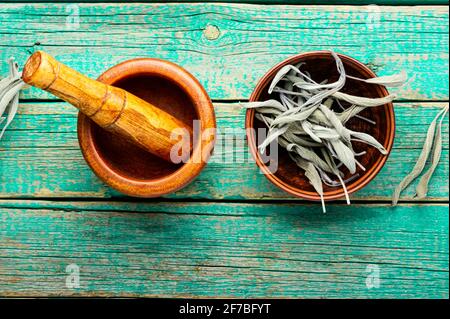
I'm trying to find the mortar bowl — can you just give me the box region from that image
[78,58,216,197]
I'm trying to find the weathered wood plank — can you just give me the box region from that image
[0,101,448,200]
[1,1,448,5]
[0,3,448,100]
[0,200,447,298]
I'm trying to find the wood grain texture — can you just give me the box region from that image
[0,1,448,5]
[0,101,448,200]
[0,200,447,298]
[0,1,448,299]
[0,3,448,101]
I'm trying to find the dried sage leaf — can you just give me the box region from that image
[329,139,356,174]
[415,105,449,199]
[333,91,396,107]
[0,58,24,140]
[242,100,286,112]
[392,106,448,205]
[268,65,303,94]
[346,70,407,88]
[321,147,350,204]
[292,155,326,213]
[348,130,388,155]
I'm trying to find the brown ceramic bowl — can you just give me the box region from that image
[78,58,216,197]
[246,51,395,201]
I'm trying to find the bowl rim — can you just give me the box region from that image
[245,51,395,201]
[78,58,216,197]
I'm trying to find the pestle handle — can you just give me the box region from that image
[22,51,192,162]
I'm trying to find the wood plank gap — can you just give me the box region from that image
[0,197,448,206]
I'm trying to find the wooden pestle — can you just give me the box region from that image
[22,51,192,162]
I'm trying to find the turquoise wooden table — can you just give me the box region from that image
[0,1,448,298]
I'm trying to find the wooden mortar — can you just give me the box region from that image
[22,51,193,162]
[22,51,216,197]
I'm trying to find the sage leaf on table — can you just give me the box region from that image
[414,105,449,199]
[0,58,25,140]
[243,50,407,212]
[392,105,449,205]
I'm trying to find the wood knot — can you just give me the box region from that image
[203,25,220,41]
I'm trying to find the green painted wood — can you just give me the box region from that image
[0,101,448,200]
[1,1,448,4]
[0,1,447,300]
[0,3,448,101]
[0,200,447,298]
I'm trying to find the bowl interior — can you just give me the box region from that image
[91,74,198,181]
[249,53,394,199]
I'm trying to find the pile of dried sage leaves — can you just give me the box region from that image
[244,51,445,211]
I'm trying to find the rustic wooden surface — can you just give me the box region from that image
[0,201,448,298]
[0,2,448,298]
